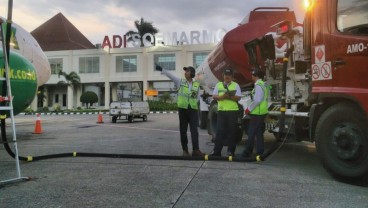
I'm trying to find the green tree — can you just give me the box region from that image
[57,70,81,109]
[159,92,172,103]
[125,17,159,47]
[57,70,81,87]
[80,91,98,109]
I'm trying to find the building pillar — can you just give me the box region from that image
[142,48,148,101]
[76,85,82,108]
[30,94,37,111]
[104,48,110,109]
[104,82,110,109]
[111,83,117,101]
[67,86,73,109]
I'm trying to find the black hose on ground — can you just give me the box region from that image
[23,151,274,162]
[2,119,281,163]
[1,118,28,161]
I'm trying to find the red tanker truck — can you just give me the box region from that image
[195,0,368,181]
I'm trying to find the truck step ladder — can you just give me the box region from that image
[0,19,28,185]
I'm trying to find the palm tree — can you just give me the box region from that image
[57,70,81,108]
[125,17,159,47]
[57,70,81,87]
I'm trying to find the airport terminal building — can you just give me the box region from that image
[29,13,217,110]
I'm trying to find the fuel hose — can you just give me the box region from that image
[2,117,281,163]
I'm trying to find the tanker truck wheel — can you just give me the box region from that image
[315,103,368,181]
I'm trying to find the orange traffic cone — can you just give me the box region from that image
[33,113,42,134]
[97,112,104,123]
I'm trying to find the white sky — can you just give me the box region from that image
[0,0,305,45]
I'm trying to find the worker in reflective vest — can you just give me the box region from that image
[242,67,268,157]
[156,64,205,157]
[211,68,241,156]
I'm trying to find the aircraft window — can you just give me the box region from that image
[337,0,368,35]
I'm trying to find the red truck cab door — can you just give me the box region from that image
[312,0,368,110]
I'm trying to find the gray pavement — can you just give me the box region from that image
[0,114,367,208]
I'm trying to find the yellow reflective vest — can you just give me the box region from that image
[216,81,239,111]
[251,80,268,115]
[177,79,200,109]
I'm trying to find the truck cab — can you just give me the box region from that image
[197,0,368,181]
[248,0,368,181]
[307,0,368,181]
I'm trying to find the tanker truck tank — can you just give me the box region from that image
[195,7,298,89]
[195,7,300,142]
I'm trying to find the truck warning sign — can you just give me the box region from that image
[312,64,320,80]
[312,62,332,81]
[312,45,332,81]
[314,45,325,64]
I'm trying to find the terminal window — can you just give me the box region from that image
[49,58,63,74]
[193,52,209,68]
[116,55,137,72]
[79,57,100,73]
[154,54,176,71]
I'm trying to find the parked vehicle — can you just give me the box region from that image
[110,101,149,123]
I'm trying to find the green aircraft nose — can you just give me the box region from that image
[0,49,38,116]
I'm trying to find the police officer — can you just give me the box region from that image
[156,64,205,157]
[242,67,268,157]
[211,67,241,156]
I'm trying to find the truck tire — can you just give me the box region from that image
[198,110,207,129]
[112,116,117,123]
[143,115,147,121]
[315,103,368,180]
[208,103,218,143]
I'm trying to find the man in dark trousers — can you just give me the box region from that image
[242,67,268,157]
[156,64,205,157]
[211,68,241,156]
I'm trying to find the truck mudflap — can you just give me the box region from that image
[315,102,368,181]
